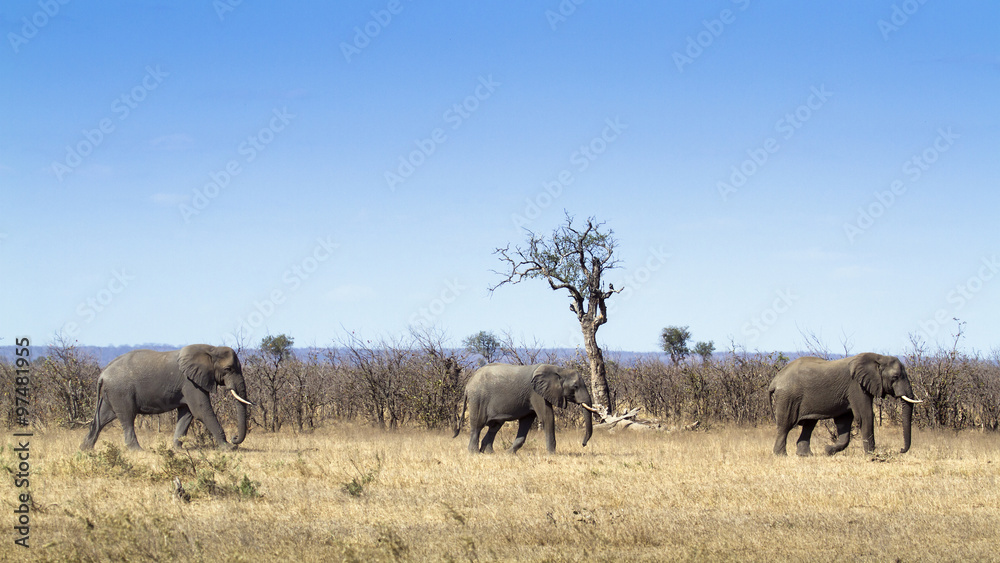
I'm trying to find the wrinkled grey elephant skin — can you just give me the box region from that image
[80,345,251,451]
[454,363,594,454]
[769,353,921,456]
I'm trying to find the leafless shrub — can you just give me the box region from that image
[409,328,470,429]
[496,330,557,366]
[34,334,101,427]
[338,333,415,429]
[4,330,999,435]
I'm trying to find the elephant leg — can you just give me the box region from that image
[479,421,503,454]
[119,408,142,451]
[173,405,194,449]
[539,405,557,453]
[795,419,817,456]
[826,412,854,455]
[185,392,232,450]
[856,404,876,454]
[468,422,484,454]
[510,413,537,454]
[773,421,794,456]
[81,399,118,450]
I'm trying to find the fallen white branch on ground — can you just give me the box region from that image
[585,405,701,432]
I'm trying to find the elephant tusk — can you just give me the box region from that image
[580,403,601,413]
[901,395,923,404]
[230,389,253,406]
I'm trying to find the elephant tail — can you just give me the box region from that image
[81,378,106,450]
[453,392,467,438]
[91,378,105,427]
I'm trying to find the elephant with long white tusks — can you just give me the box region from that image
[80,344,252,451]
[454,363,594,454]
[769,353,921,456]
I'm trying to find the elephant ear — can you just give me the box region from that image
[531,364,568,408]
[851,353,884,397]
[178,345,218,392]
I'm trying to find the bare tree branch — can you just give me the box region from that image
[490,212,624,412]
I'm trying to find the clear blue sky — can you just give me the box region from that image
[2,1,997,355]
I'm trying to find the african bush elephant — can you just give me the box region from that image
[80,345,252,451]
[768,353,921,456]
[454,363,595,453]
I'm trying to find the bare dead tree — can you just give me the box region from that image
[491,213,622,413]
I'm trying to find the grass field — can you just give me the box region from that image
[5,423,999,562]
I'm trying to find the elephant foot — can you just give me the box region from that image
[795,443,813,457]
[773,439,788,456]
[825,445,845,456]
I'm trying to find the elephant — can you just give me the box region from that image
[80,344,252,451]
[454,363,595,453]
[768,353,922,456]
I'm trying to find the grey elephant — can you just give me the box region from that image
[768,353,921,456]
[80,344,252,451]
[454,363,595,453]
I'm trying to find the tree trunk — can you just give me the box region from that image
[582,324,613,414]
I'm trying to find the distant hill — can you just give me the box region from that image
[1,342,832,368]
[0,343,178,366]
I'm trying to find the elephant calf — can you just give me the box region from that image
[455,363,595,454]
[80,344,252,451]
[769,353,921,456]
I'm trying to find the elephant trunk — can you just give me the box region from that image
[900,399,913,454]
[582,405,593,447]
[230,377,249,445]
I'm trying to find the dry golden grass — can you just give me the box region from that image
[4,423,1000,562]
